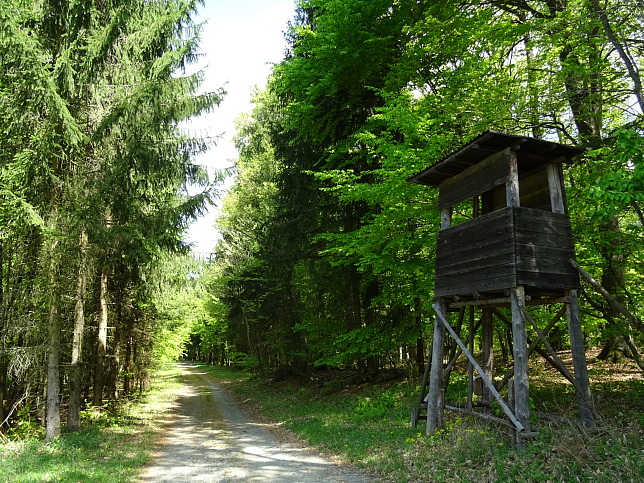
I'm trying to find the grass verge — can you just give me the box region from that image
[0,364,182,483]
[198,363,644,483]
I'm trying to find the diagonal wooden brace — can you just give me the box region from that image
[433,303,525,432]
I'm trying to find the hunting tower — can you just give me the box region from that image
[409,131,595,446]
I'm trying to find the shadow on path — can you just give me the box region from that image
[138,363,374,482]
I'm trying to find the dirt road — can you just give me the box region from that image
[138,363,375,482]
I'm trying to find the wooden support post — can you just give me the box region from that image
[426,300,446,434]
[425,206,452,434]
[506,149,520,207]
[546,163,566,214]
[445,307,466,384]
[482,308,494,408]
[566,289,596,426]
[510,286,531,446]
[467,306,474,410]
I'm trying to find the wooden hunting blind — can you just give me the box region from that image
[409,131,595,446]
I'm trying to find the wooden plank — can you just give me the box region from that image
[515,231,575,250]
[514,206,572,226]
[437,207,513,237]
[437,222,514,251]
[436,241,514,269]
[437,262,516,283]
[517,271,580,289]
[438,147,512,210]
[435,274,517,297]
[437,249,515,274]
[515,218,573,237]
[516,254,578,273]
[438,218,514,241]
[515,227,573,242]
[437,232,513,256]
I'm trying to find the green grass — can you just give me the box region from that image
[0,365,183,483]
[197,363,644,483]
[3,361,641,482]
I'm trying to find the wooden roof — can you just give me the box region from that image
[408,131,587,187]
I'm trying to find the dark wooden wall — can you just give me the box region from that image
[434,206,579,297]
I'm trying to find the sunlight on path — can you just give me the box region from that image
[138,364,373,482]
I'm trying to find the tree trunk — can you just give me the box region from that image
[589,0,644,113]
[93,269,109,406]
[0,356,6,426]
[0,240,5,426]
[68,230,88,431]
[45,240,61,441]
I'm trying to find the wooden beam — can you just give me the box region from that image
[433,304,525,431]
[412,341,432,428]
[566,289,596,425]
[521,306,577,387]
[510,286,531,441]
[449,295,531,308]
[506,150,521,207]
[444,405,515,428]
[546,163,566,214]
[569,259,644,334]
[467,306,474,410]
[482,308,494,405]
[494,306,566,390]
[426,300,446,434]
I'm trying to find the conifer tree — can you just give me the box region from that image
[1,0,222,436]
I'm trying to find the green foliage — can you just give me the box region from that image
[0,0,223,437]
[352,388,399,422]
[203,0,644,391]
[217,364,644,482]
[0,365,183,482]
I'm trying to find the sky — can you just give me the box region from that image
[184,0,296,255]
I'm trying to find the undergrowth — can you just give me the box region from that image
[199,362,644,483]
[0,365,183,483]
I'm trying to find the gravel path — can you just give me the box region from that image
[138,363,375,482]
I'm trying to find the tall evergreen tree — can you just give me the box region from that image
[0,0,222,437]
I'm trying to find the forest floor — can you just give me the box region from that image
[137,363,376,482]
[215,350,644,482]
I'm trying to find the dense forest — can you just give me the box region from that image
[191,0,644,383]
[0,0,221,439]
[2,0,644,442]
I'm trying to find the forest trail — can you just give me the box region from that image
[138,363,375,482]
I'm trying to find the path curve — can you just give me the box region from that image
[138,363,375,482]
